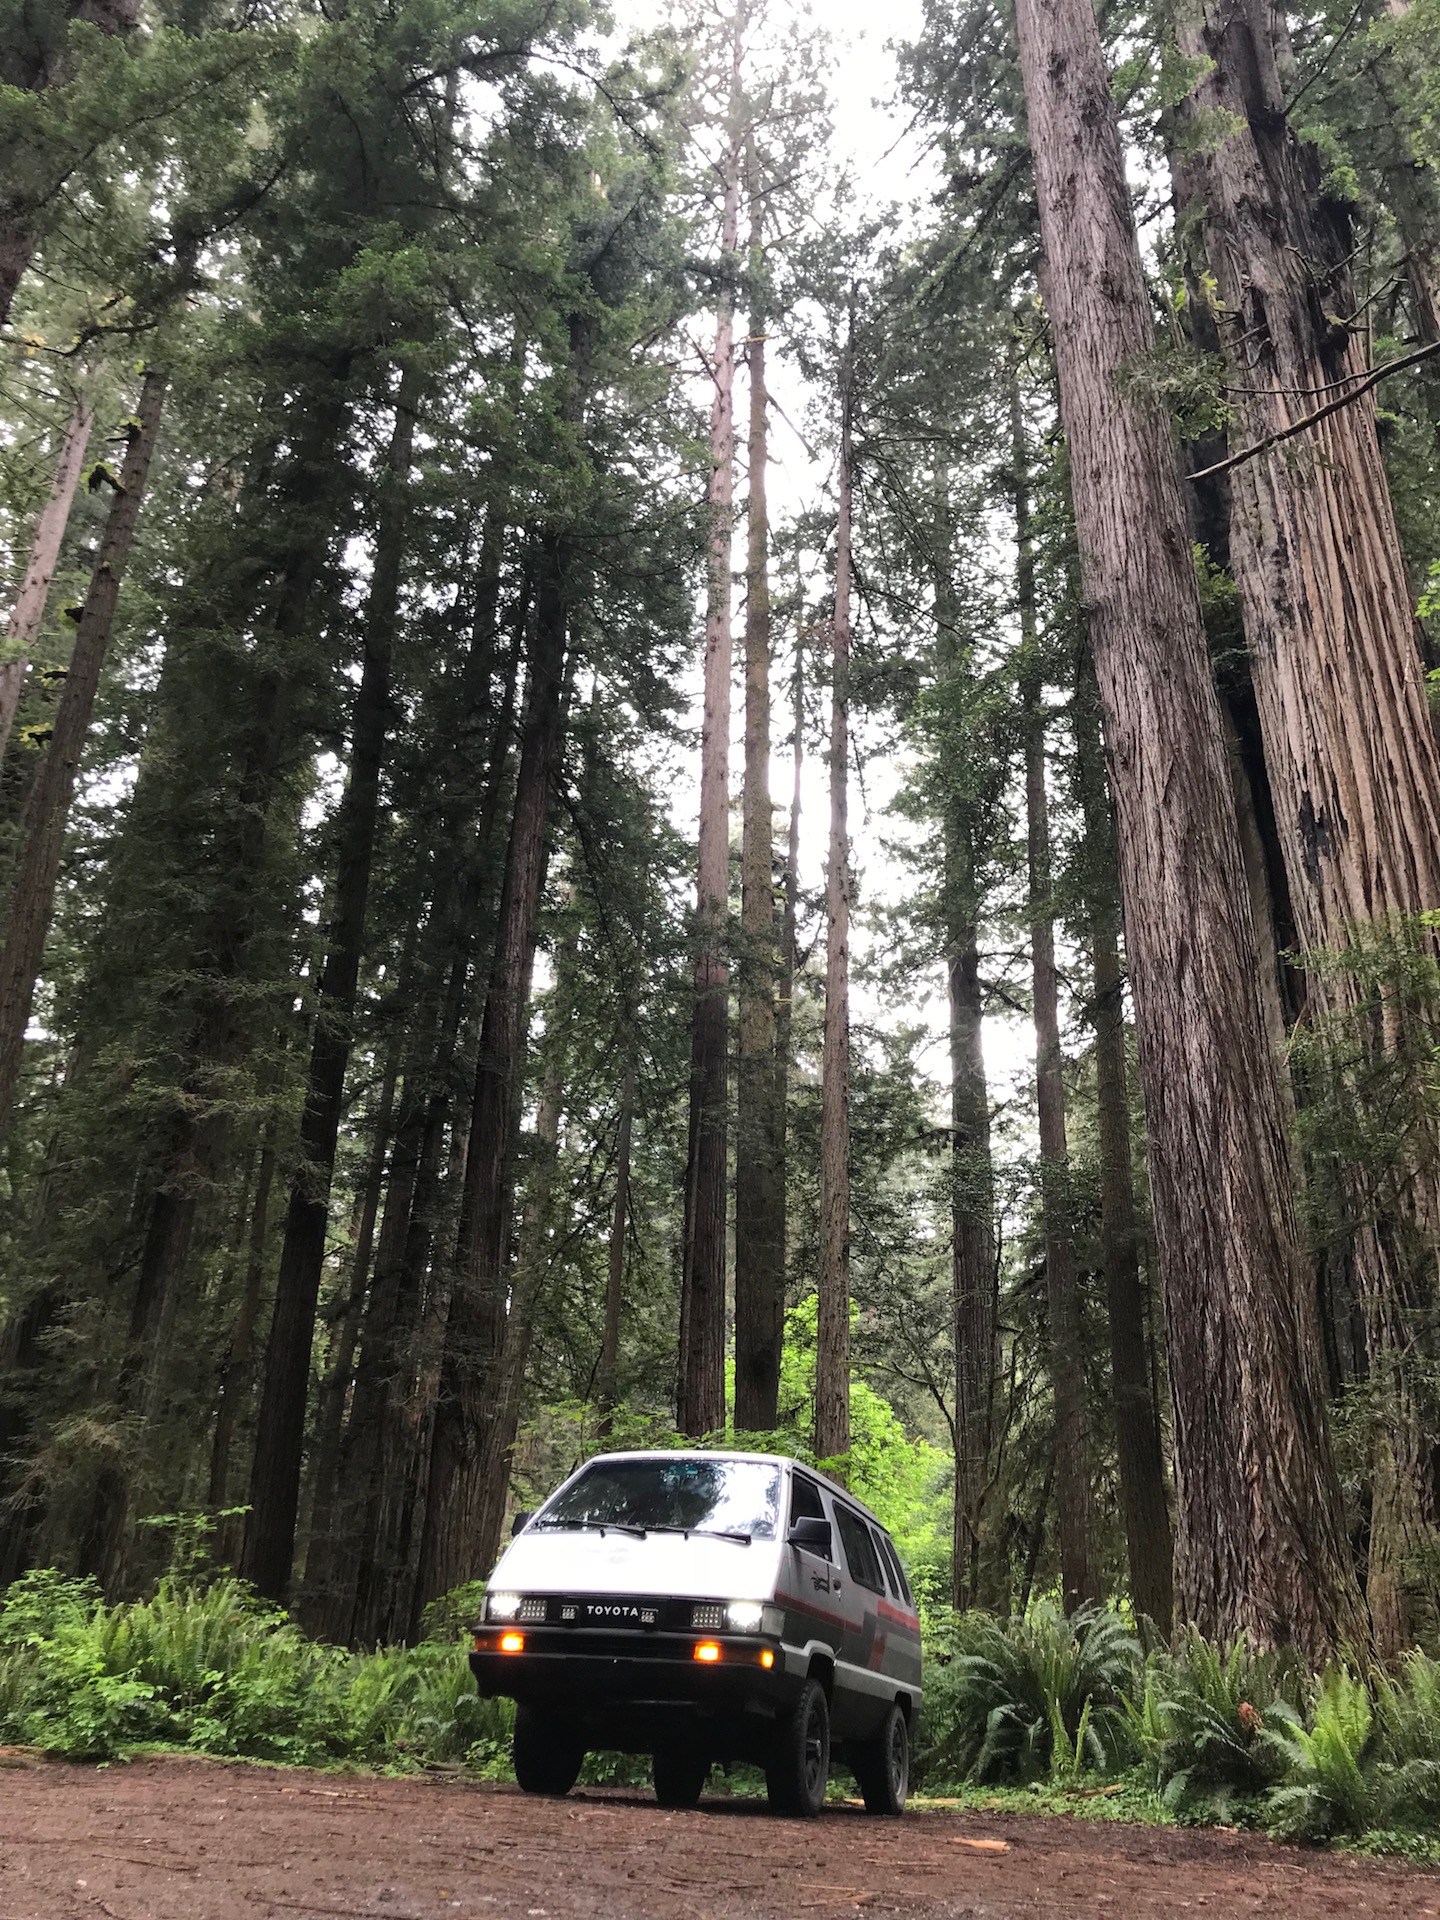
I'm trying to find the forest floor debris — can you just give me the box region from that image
[0,1755,1436,1919]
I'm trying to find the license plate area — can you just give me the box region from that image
[561,1599,661,1629]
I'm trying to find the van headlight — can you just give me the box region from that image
[486,1591,524,1622]
[714,1601,781,1635]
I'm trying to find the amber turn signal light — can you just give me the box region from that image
[693,1640,722,1663]
[760,1649,775,1669]
[499,1631,526,1653]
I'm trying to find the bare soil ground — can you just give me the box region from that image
[1,1754,1437,1920]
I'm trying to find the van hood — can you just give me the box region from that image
[489,1528,785,1602]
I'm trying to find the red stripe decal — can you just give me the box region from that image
[776,1589,849,1633]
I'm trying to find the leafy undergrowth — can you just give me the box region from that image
[912,1772,1173,1825]
[0,1570,512,1772]
[3,1569,1440,1861]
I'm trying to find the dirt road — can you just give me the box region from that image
[1,1755,1435,1919]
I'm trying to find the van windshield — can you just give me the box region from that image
[536,1458,783,1541]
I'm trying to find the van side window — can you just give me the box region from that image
[834,1505,886,1593]
[790,1473,827,1525]
[877,1531,913,1606]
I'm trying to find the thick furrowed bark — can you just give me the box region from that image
[1075,654,1174,1630]
[1012,0,1365,1658]
[1177,0,1440,1654]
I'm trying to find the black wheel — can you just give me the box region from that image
[766,1676,831,1818]
[652,1747,709,1809]
[512,1703,584,1796]
[852,1702,909,1815]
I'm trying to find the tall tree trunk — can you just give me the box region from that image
[417,490,579,1610]
[932,494,999,1614]
[1010,0,1366,1658]
[596,1061,635,1434]
[242,372,418,1601]
[1015,390,1098,1610]
[815,322,853,1468]
[1176,0,1440,1657]
[1075,649,1175,1629]
[679,6,745,1439]
[459,990,571,1588]
[772,607,803,1300]
[947,850,995,1612]
[342,576,522,1645]
[0,369,164,1137]
[300,1033,401,1621]
[734,131,784,1434]
[0,391,92,767]
[208,1127,277,1522]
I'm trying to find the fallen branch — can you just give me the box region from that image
[1187,339,1440,482]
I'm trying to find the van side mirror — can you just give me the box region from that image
[787,1515,832,1557]
[511,1511,533,1538]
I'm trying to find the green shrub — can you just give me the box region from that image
[0,1569,510,1769]
[1137,1629,1299,1820]
[1264,1667,1376,1841]
[1368,1650,1440,1830]
[915,1602,1140,1785]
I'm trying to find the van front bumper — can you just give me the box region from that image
[470,1624,799,1722]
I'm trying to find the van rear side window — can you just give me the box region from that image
[834,1505,886,1593]
[877,1531,913,1606]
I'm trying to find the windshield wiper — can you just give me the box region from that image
[646,1524,753,1546]
[534,1517,649,1539]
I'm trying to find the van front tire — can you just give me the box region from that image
[852,1702,909,1815]
[766,1677,830,1818]
[513,1704,584,1797]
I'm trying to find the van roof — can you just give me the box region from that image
[571,1448,892,1537]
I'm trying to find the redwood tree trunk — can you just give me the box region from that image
[934,496,999,1614]
[679,8,745,1439]
[1016,396,1097,1609]
[242,373,418,1601]
[815,328,854,1468]
[1011,0,1366,1658]
[596,1061,635,1433]
[1176,0,1440,1657]
[208,1128,277,1524]
[733,132,784,1434]
[416,506,575,1608]
[1075,651,1175,1630]
[0,391,92,767]
[947,855,995,1612]
[0,368,164,1137]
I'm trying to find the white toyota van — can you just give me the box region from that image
[469,1448,922,1818]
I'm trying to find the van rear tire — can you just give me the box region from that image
[766,1677,830,1817]
[652,1748,709,1808]
[513,1704,584,1796]
[852,1702,909,1815]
